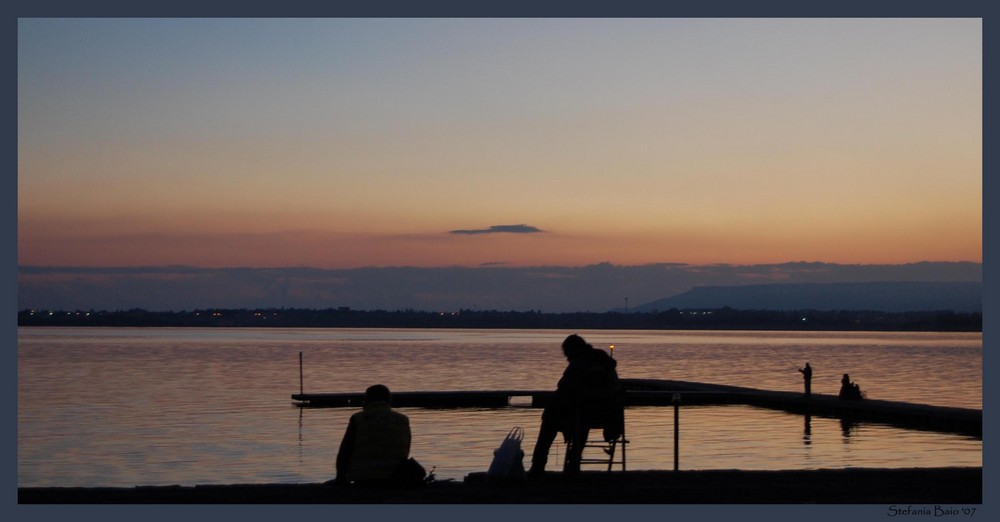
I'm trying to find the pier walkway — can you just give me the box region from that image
[19,467,983,504]
[292,378,981,437]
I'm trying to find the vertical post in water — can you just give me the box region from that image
[299,351,304,395]
[673,393,680,471]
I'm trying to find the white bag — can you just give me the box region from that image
[486,426,525,483]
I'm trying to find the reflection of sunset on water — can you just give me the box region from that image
[18,328,981,485]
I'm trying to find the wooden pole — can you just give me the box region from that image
[673,393,680,471]
[299,351,304,395]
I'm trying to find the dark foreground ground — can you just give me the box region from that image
[19,467,981,504]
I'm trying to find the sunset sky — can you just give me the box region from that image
[18,18,982,270]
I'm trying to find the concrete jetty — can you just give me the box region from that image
[18,467,983,504]
[292,378,981,437]
[623,379,982,437]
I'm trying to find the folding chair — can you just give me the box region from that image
[576,415,627,471]
[564,393,628,472]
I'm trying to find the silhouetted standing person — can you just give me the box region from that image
[798,362,813,398]
[336,384,421,485]
[528,334,621,477]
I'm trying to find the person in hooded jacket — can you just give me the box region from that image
[528,334,622,476]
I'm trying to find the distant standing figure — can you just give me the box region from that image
[335,384,423,485]
[798,363,813,398]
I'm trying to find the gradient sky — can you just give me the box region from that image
[18,18,982,269]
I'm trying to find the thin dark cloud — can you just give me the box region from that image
[450,224,544,235]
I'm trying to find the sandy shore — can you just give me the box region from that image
[18,467,981,504]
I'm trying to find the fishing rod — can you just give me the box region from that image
[765,344,803,371]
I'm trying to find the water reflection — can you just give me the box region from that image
[841,418,858,440]
[298,407,304,464]
[283,405,981,483]
[18,328,982,487]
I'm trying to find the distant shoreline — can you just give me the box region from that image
[17,307,982,332]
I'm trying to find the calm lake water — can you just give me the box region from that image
[17,327,982,487]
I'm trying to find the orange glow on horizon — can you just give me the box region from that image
[17,19,981,271]
[17,215,982,269]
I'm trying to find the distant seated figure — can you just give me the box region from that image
[528,334,622,476]
[335,384,424,485]
[838,373,864,401]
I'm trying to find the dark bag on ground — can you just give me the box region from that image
[487,426,525,484]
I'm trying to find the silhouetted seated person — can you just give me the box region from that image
[838,373,864,401]
[528,334,622,476]
[335,384,424,486]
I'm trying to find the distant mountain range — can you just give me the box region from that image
[630,281,982,313]
[18,262,983,314]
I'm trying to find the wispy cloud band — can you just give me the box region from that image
[450,224,545,235]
